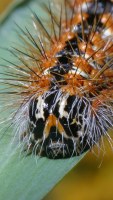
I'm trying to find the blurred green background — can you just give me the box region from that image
[0,1,113,200]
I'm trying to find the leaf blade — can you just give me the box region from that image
[0,150,85,200]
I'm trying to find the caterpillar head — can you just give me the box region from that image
[27,64,109,159]
[29,92,87,159]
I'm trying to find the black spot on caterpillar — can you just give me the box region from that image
[0,0,113,159]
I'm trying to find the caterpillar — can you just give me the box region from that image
[0,0,113,159]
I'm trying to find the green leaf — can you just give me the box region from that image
[0,147,85,200]
[0,1,86,200]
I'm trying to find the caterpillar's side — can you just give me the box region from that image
[0,0,113,159]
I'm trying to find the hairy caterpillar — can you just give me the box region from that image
[0,0,113,159]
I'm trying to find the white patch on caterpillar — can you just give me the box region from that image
[103,29,112,37]
[70,66,89,78]
[59,96,69,118]
[43,68,50,75]
[35,96,45,120]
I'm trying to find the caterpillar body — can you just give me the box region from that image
[1,0,113,159]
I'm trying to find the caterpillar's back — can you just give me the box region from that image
[0,0,113,159]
